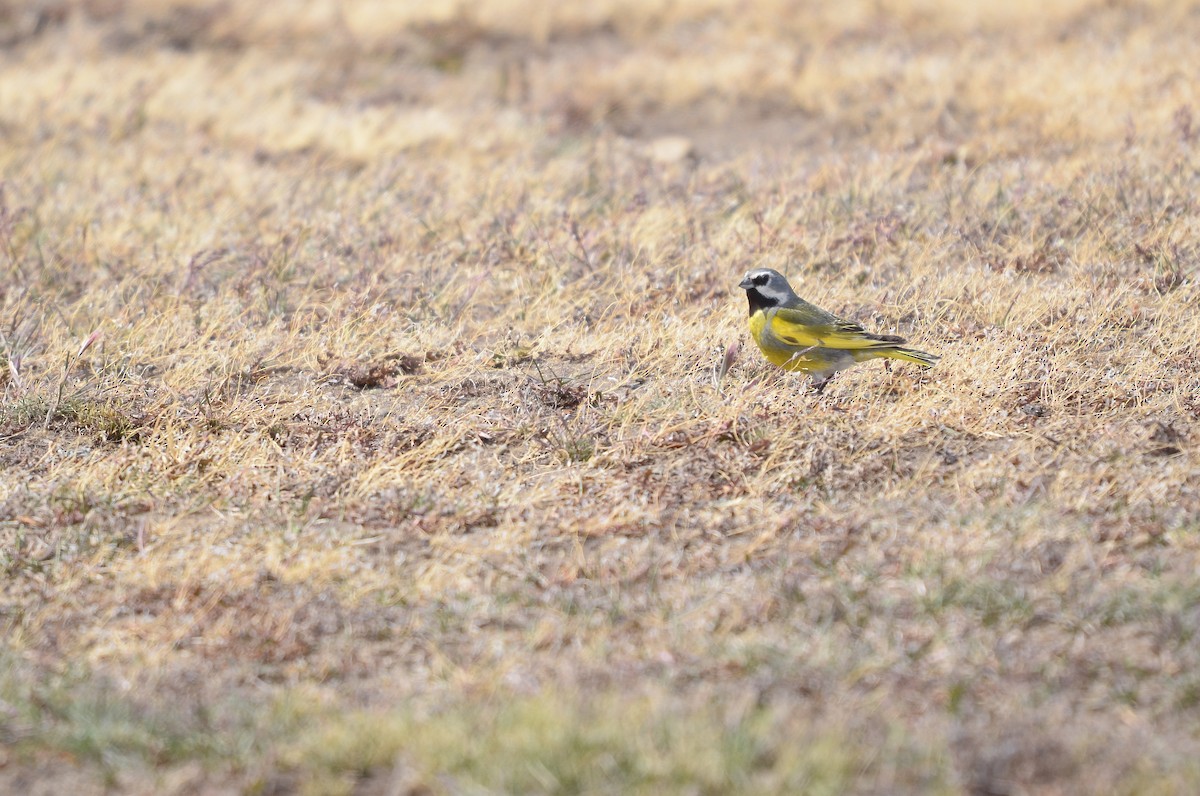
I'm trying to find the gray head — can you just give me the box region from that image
[738,268,798,314]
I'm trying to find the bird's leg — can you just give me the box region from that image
[783,345,818,367]
[811,375,831,394]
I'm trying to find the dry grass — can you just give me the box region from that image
[2,0,1200,793]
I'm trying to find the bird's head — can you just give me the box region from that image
[738,268,797,313]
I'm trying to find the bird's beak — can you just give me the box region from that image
[738,276,754,290]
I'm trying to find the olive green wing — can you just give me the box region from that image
[769,305,907,350]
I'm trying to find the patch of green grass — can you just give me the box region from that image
[275,690,956,796]
[1113,759,1200,796]
[1094,579,1200,633]
[0,664,251,778]
[56,398,139,442]
[0,394,51,428]
[2,665,959,795]
[0,395,138,441]
[947,577,1036,628]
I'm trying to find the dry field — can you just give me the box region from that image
[2,0,1200,793]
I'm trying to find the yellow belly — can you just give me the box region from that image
[744,309,849,374]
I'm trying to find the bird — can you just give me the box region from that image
[738,268,939,393]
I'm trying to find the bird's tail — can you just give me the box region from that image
[879,346,940,367]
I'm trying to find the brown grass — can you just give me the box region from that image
[2,0,1200,793]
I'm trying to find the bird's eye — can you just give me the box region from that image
[754,274,768,286]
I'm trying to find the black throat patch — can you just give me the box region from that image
[745,289,780,316]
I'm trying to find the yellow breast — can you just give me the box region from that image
[748,310,820,372]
